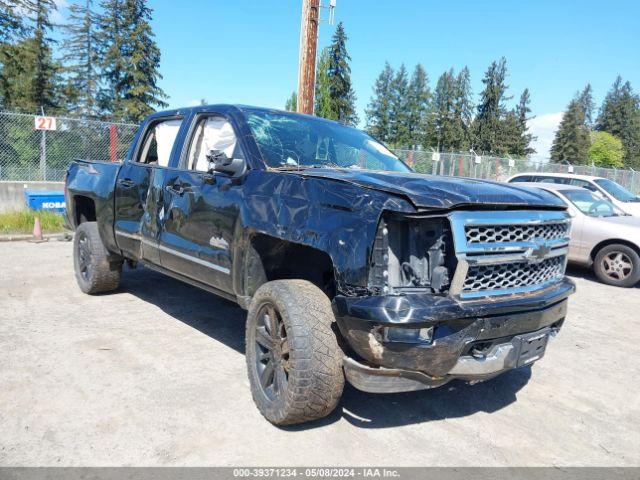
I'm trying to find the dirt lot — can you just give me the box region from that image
[1,240,639,466]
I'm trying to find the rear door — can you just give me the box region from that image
[114,116,184,263]
[158,113,245,293]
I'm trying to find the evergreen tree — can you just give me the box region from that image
[23,0,60,111]
[321,22,358,125]
[284,91,297,112]
[388,63,409,145]
[473,57,511,154]
[314,47,333,119]
[577,84,595,127]
[62,0,100,116]
[596,77,640,169]
[405,63,430,147]
[425,69,455,150]
[365,62,394,142]
[96,0,126,114]
[118,0,168,121]
[451,66,473,151]
[550,89,591,164]
[512,88,536,156]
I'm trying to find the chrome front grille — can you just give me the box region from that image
[449,210,571,299]
[462,256,565,293]
[465,223,569,244]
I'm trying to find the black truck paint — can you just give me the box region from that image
[65,105,575,424]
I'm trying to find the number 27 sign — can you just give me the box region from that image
[34,116,57,131]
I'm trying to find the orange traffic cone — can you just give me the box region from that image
[29,216,48,243]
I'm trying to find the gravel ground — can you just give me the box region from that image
[1,241,639,466]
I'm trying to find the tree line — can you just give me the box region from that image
[551,78,640,169]
[288,23,640,169]
[0,0,166,122]
[286,23,534,157]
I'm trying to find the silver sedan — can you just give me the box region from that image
[517,182,640,287]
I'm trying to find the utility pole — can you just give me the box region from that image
[297,0,320,115]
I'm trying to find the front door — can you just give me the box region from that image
[159,115,244,293]
[114,117,184,264]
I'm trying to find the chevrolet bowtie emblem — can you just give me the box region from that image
[528,242,551,262]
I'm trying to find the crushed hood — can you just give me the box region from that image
[294,169,566,210]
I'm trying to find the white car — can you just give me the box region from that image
[516,182,640,287]
[508,172,640,217]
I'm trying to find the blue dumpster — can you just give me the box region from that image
[24,190,66,213]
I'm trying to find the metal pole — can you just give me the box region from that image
[297,0,320,115]
[40,129,46,181]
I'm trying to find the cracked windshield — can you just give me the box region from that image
[244,109,411,172]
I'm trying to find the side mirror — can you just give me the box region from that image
[206,149,246,177]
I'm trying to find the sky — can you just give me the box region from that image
[55,0,640,159]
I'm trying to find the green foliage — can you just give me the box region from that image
[473,57,511,155]
[588,131,624,168]
[61,0,100,116]
[96,0,167,121]
[511,88,536,156]
[425,67,471,151]
[0,209,65,234]
[365,62,394,142]
[405,63,430,147]
[316,22,358,125]
[284,91,297,112]
[388,63,409,145]
[551,88,592,164]
[0,0,30,43]
[314,48,333,118]
[596,77,640,169]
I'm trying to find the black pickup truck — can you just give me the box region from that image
[65,105,575,425]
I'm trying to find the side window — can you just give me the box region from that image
[569,179,597,191]
[136,118,183,167]
[510,175,530,182]
[186,116,240,172]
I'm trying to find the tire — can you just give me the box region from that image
[73,221,122,294]
[245,280,345,425]
[593,244,640,288]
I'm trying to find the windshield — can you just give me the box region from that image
[561,189,623,217]
[593,178,640,202]
[244,109,411,173]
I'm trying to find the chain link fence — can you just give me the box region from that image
[0,111,638,194]
[395,150,640,194]
[0,111,138,182]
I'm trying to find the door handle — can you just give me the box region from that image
[165,184,185,196]
[118,178,135,188]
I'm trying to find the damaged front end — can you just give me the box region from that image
[333,208,575,393]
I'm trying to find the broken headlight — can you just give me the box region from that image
[368,214,456,295]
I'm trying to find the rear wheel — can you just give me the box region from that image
[593,244,640,287]
[245,280,344,425]
[73,221,122,294]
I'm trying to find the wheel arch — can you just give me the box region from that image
[72,195,97,227]
[590,239,640,261]
[241,233,337,301]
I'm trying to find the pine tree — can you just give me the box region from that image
[365,62,394,142]
[314,47,333,118]
[577,84,595,127]
[22,0,59,111]
[473,57,511,154]
[114,0,167,121]
[96,0,126,114]
[62,0,100,116]
[596,77,640,169]
[320,22,358,125]
[284,91,297,112]
[512,88,536,156]
[550,89,591,164]
[388,63,409,146]
[405,63,430,147]
[451,66,472,150]
[425,69,455,150]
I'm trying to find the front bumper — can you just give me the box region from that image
[333,277,575,392]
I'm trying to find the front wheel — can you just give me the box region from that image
[245,280,344,425]
[73,221,122,294]
[593,244,640,287]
